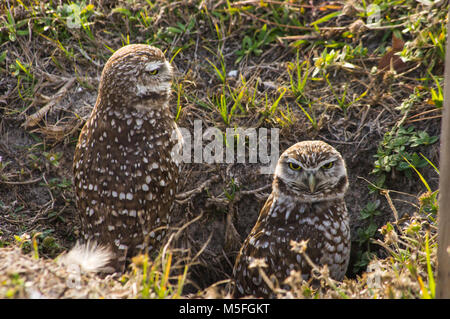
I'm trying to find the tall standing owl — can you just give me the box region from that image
[70,44,182,272]
[233,141,350,297]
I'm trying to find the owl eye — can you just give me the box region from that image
[322,161,334,169]
[149,69,159,75]
[288,162,301,171]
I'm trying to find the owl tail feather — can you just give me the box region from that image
[58,240,115,274]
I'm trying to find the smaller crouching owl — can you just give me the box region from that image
[233,140,350,297]
[73,44,183,272]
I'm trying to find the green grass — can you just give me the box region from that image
[136,251,188,299]
[372,126,439,188]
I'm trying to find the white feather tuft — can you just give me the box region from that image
[59,241,114,273]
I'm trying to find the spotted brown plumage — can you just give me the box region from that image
[233,141,350,297]
[72,44,182,272]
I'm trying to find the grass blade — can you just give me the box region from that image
[402,155,431,192]
[310,11,342,26]
[425,232,436,298]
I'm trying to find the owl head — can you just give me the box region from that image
[274,140,348,202]
[99,44,173,106]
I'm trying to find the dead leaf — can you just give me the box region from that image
[378,33,408,73]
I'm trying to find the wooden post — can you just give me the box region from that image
[437,6,450,299]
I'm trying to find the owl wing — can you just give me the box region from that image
[233,193,276,296]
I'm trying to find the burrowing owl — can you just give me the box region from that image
[73,44,182,271]
[233,141,350,297]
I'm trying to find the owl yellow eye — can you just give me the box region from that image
[288,162,301,171]
[149,69,159,75]
[322,161,334,169]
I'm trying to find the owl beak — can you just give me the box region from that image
[308,174,316,193]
